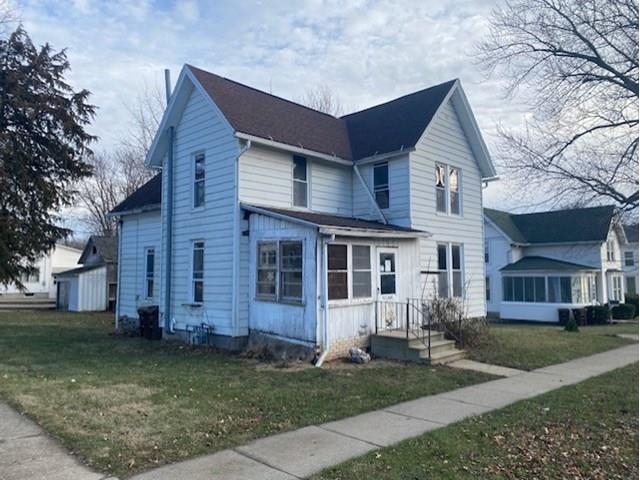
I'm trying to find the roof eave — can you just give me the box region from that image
[319,227,428,239]
[107,204,162,218]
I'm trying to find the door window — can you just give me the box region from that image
[379,252,396,295]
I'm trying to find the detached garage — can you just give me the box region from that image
[54,265,107,312]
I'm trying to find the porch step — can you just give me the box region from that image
[371,330,465,365]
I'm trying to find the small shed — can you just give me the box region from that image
[55,264,107,311]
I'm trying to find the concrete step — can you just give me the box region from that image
[371,330,464,364]
[409,338,458,356]
[427,349,467,365]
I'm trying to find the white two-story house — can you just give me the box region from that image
[110,64,497,361]
[484,205,630,322]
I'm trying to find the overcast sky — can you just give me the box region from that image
[13,0,542,234]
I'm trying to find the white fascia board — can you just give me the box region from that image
[353,148,415,166]
[235,132,353,166]
[106,205,161,218]
[241,204,320,230]
[318,227,428,239]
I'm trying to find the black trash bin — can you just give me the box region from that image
[137,306,160,340]
[558,308,571,326]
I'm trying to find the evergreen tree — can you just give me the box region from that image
[0,26,96,287]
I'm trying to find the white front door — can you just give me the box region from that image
[377,248,398,301]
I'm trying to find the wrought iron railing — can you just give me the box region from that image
[374,298,464,360]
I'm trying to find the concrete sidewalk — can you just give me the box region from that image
[1,344,637,480]
[0,403,113,480]
[130,343,638,480]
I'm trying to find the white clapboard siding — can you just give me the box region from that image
[239,144,352,214]
[77,266,107,311]
[410,99,486,317]
[159,86,239,336]
[118,211,161,319]
[352,155,411,226]
[248,213,318,343]
[484,221,512,313]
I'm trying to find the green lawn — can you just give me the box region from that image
[469,322,638,371]
[0,311,494,478]
[314,364,639,480]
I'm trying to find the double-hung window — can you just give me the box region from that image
[437,243,463,298]
[327,244,372,300]
[192,241,204,303]
[293,156,308,207]
[328,245,348,300]
[145,248,155,299]
[624,251,634,266]
[606,240,615,261]
[352,246,372,298]
[435,163,461,215]
[373,163,389,209]
[256,240,303,303]
[193,153,205,208]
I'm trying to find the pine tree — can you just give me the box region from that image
[0,26,96,287]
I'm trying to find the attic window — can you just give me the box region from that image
[92,246,97,255]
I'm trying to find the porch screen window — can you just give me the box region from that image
[280,242,303,301]
[328,244,348,300]
[194,153,205,208]
[257,242,277,299]
[352,245,371,298]
[293,156,308,207]
[547,276,571,303]
[373,163,389,209]
[145,248,155,298]
[192,241,204,303]
[624,251,634,266]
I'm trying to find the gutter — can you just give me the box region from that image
[232,139,252,335]
[352,164,387,224]
[315,233,335,367]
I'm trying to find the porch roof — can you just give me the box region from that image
[53,264,105,278]
[242,204,428,238]
[501,256,598,273]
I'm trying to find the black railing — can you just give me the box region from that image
[375,297,464,360]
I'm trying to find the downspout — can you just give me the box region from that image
[115,218,123,329]
[315,233,335,367]
[232,139,252,334]
[353,164,387,224]
[163,69,174,333]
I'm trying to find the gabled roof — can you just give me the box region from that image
[342,80,456,160]
[78,236,118,265]
[501,256,598,272]
[110,174,162,216]
[242,204,424,237]
[624,224,638,244]
[485,205,616,245]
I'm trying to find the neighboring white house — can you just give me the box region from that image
[109,64,497,359]
[484,206,629,322]
[622,224,638,295]
[54,236,118,312]
[0,244,82,298]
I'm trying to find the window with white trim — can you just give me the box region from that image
[352,246,372,298]
[485,276,491,301]
[612,275,623,301]
[192,241,204,303]
[145,248,155,299]
[193,153,205,208]
[293,156,308,207]
[256,240,303,303]
[327,244,373,301]
[373,162,389,209]
[606,240,615,261]
[624,251,634,266]
[435,163,461,215]
[437,243,463,298]
[328,244,348,300]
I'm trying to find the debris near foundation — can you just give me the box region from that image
[349,347,371,364]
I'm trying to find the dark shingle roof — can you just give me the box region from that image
[189,65,456,162]
[501,256,598,272]
[110,174,162,215]
[244,205,422,234]
[624,224,638,243]
[79,236,118,264]
[341,80,456,160]
[189,66,353,159]
[485,205,616,244]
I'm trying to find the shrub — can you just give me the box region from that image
[564,317,579,332]
[625,293,638,312]
[611,303,636,320]
[585,305,610,325]
[423,296,488,348]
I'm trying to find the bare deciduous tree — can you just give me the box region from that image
[477,0,638,212]
[298,84,343,116]
[120,80,165,158]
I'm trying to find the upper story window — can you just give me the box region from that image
[293,156,308,207]
[437,243,463,298]
[484,244,489,263]
[624,251,634,266]
[373,162,389,209]
[436,163,461,215]
[606,240,615,261]
[192,241,204,303]
[145,248,155,299]
[193,153,205,208]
